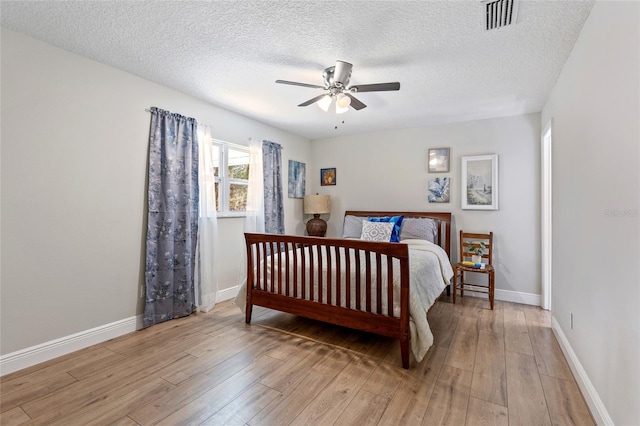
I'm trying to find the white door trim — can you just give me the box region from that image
[541,120,553,310]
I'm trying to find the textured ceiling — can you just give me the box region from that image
[1,0,594,140]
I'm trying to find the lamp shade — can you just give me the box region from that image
[304,194,331,214]
[335,93,351,114]
[317,95,332,112]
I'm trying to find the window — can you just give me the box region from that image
[211,140,250,216]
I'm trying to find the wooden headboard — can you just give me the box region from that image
[344,211,452,258]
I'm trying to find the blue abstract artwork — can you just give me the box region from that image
[288,160,306,198]
[428,177,450,203]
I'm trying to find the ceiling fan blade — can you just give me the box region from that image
[298,94,329,107]
[333,61,353,85]
[350,82,401,92]
[345,94,367,110]
[276,80,325,89]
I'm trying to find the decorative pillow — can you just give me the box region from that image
[399,218,438,243]
[342,215,364,239]
[368,216,404,242]
[360,221,394,242]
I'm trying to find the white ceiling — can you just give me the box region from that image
[0,0,594,140]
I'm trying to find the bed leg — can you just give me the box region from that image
[245,303,253,324]
[400,337,410,369]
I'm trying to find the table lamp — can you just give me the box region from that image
[304,194,331,237]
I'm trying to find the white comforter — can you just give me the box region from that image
[403,239,453,361]
[235,239,453,363]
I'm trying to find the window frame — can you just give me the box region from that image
[212,139,250,218]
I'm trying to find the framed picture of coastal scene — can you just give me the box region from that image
[461,154,498,210]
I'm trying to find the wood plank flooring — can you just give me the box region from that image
[0,296,595,425]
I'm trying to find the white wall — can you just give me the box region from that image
[541,2,639,424]
[0,28,310,356]
[310,113,541,299]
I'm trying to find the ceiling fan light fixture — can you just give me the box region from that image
[277,60,400,114]
[317,95,332,112]
[335,93,351,114]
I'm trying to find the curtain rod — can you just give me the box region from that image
[146,108,281,149]
[145,107,215,133]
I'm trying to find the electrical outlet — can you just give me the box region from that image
[570,312,573,329]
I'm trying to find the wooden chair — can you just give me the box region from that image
[453,231,495,309]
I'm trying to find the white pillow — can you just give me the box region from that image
[360,220,394,242]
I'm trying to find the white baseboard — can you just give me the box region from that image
[1,287,240,377]
[495,288,540,306]
[459,287,541,306]
[0,315,143,377]
[551,316,613,425]
[217,285,239,302]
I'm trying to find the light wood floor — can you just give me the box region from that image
[0,295,595,426]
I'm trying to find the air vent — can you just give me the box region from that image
[483,0,519,30]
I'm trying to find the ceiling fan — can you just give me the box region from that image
[276,60,400,113]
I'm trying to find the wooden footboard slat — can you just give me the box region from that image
[263,242,267,290]
[300,244,306,299]
[316,244,323,303]
[269,243,275,293]
[309,245,315,302]
[277,244,283,295]
[365,251,372,313]
[387,255,394,317]
[334,246,341,307]
[376,252,383,315]
[326,245,332,305]
[355,249,361,311]
[345,248,351,309]
[255,244,261,291]
[261,243,266,291]
[292,243,298,298]
[284,244,290,296]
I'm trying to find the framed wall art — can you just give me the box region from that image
[321,168,336,186]
[288,160,306,198]
[461,154,498,210]
[428,177,450,203]
[428,148,450,173]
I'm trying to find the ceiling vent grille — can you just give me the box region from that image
[484,0,519,30]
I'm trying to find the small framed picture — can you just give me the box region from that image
[321,168,336,186]
[461,154,499,210]
[428,148,450,173]
[428,177,450,203]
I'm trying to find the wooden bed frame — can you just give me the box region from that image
[244,211,452,368]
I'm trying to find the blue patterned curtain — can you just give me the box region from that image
[144,107,199,327]
[262,140,284,234]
